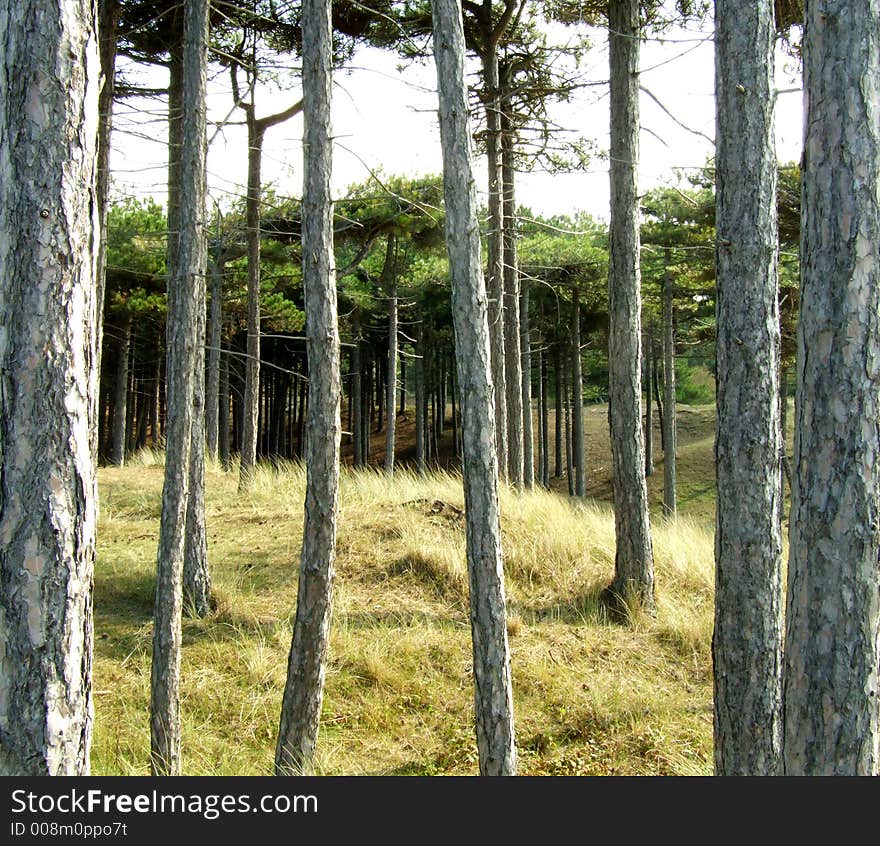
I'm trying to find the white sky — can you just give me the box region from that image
[110,11,803,222]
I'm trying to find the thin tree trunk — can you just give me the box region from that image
[644,322,654,477]
[351,312,363,467]
[662,268,677,517]
[275,0,340,775]
[240,121,265,487]
[564,357,574,496]
[219,346,230,469]
[713,0,782,776]
[205,256,223,459]
[606,0,654,611]
[399,352,406,415]
[520,282,534,489]
[111,314,132,466]
[571,289,585,497]
[783,0,880,776]
[384,236,398,474]
[95,0,120,452]
[500,83,522,489]
[536,345,545,487]
[415,321,426,473]
[554,341,563,478]
[150,0,208,776]
[482,45,507,478]
[540,345,550,489]
[432,0,517,774]
[0,0,99,775]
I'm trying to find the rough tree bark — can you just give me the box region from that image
[713,0,782,776]
[111,314,132,466]
[0,0,99,776]
[275,0,341,775]
[500,81,523,489]
[150,0,208,776]
[571,288,585,497]
[662,268,677,517]
[432,0,517,775]
[782,0,880,776]
[606,0,654,611]
[383,235,398,474]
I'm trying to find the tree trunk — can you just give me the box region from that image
[239,120,265,488]
[783,0,880,776]
[644,322,654,477]
[606,0,654,611]
[415,321,426,472]
[432,0,517,775]
[184,287,210,618]
[713,0,782,776]
[150,0,208,776]
[219,345,230,469]
[662,268,677,517]
[351,311,363,468]
[520,282,534,489]
[500,86,523,489]
[0,0,99,775]
[571,289,585,497]
[554,342,563,478]
[564,356,574,496]
[95,0,120,453]
[482,47,508,478]
[275,0,341,775]
[111,314,132,466]
[384,236,398,474]
[205,257,223,459]
[540,345,550,489]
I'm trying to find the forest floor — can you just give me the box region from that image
[92,401,789,775]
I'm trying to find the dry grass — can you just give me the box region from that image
[92,457,715,776]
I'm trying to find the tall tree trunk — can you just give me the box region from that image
[432,0,517,775]
[184,290,210,618]
[239,119,265,488]
[554,341,563,477]
[205,257,223,459]
[415,321,426,472]
[150,0,208,776]
[111,314,132,466]
[500,84,523,489]
[95,0,120,452]
[275,0,341,775]
[399,352,406,415]
[564,357,574,496]
[571,289,585,497]
[482,45,508,478]
[151,338,162,446]
[351,312,363,468]
[713,0,782,776]
[219,345,230,469]
[644,322,654,477]
[662,268,677,517]
[0,0,99,775]
[540,345,550,489]
[384,236,398,474]
[783,0,880,776]
[536,345,545,487]
[606,0,654,611]
[520,282,534,489]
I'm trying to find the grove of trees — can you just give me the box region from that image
[1,0,878,777]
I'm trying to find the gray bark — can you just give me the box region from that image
[662,269,677,517]
[415,321,426,473]
[275,0,340,775]
[432,0,517,775]
[239,121,265,487]
[95,0,119,424]
[483,48,508,478]
[713,0,782,776]
[183,290,210,618]
[150,0,208,776]
[539,345,550,489]
[0,0,99,776]
[554,342,563,477]
[500,93,523,489]
[205,256,223,459]
[571,289,585,497]
[782,0,880,776]
[606,0,654,610]
[111,314,132,466]
[384,235,398,474]
[644,323,654,477]
[351,310,364,468]
[219,347,230,469]
[520,282,534,489]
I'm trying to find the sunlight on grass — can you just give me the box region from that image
[92,458,715,776]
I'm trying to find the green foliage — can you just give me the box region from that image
[106,197,166,278]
